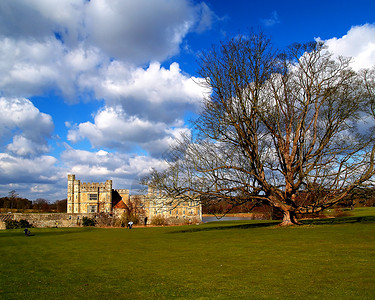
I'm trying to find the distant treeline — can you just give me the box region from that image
[0,191,67,213]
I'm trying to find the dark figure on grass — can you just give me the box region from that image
[24,228,31,236]
[144,217,148,226]
[128,221,133,229]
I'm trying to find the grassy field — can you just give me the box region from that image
[1,208,375,299]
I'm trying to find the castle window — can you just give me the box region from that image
[89,194,98,201]
[88,205,97,213]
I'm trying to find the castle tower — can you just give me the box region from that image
[73,179,81,213]
[67,174,75,213]
[104,180,112,213]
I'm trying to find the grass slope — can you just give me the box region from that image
[1,208,375,299]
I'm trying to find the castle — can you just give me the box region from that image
[67,174,202,224]
[67,174,129,214]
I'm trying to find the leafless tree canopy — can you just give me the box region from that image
[145,32,375,225]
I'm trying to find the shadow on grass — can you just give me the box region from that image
[301,215,375,225]
[170,221,278,233]
[170,215,375,234]
[0,227,96,238]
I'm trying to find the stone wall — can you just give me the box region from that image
[0,213,98,229]
[0,213,13,230]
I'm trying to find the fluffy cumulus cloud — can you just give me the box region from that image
[0,153,58,183]
[68,106,167,147]
[68,60,206,157]
[0,97,53,157]
[0,0,213,100]
[84,0,194,63]
[0,0,214,64]
[61,148,168,191]
[6,136,50,157]
[0,152,64,200]
[80,61,206,122]
[0,38,60,97]
[320,24,375,70]
[0,97,58,198]
[0,38,106,100]
[0,0,85,42]
[102,62,202,106]
[67,105,191,156]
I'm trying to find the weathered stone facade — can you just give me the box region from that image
[142,187,202,224]
[67,174,129,214]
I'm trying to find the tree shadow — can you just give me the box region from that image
[300,215,375,225]
[0,227,96,238]
[169,215,375,234]
[169,221,278,233]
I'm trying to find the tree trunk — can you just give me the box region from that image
[279,210,301,226]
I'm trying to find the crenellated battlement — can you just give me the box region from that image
[115,189,129,194]
[80,182,111,192]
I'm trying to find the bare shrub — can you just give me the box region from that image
[151,215,167,225]
[95,213,115,227]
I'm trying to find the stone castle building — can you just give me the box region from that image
[67,174,129,214]
[67,174,202,224]
[142,187,202,223]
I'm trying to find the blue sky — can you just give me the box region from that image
[0,0,375,201]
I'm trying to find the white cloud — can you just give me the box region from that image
[0,0,214,65]
[61,148,168,191]
[68,61,207,156]
[319,23,375,70]
[0,97,53,156]
[0,153,58,184]
[0,0,213,101]
[0,38,106,100]
[0,150,66,199]
[0,38,60,96]
[80,61,206,123]
[67,105,190,156]
[0,0,86,43]
[6,135,50,157]
[84,0,197,64]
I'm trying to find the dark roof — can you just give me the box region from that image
[113,200,127,209]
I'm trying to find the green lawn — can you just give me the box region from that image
[1,208,375,299]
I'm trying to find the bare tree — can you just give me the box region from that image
[33,198,50,212]
[145,32,375,226]
[8,190,19,209]
[120,195,146,225]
